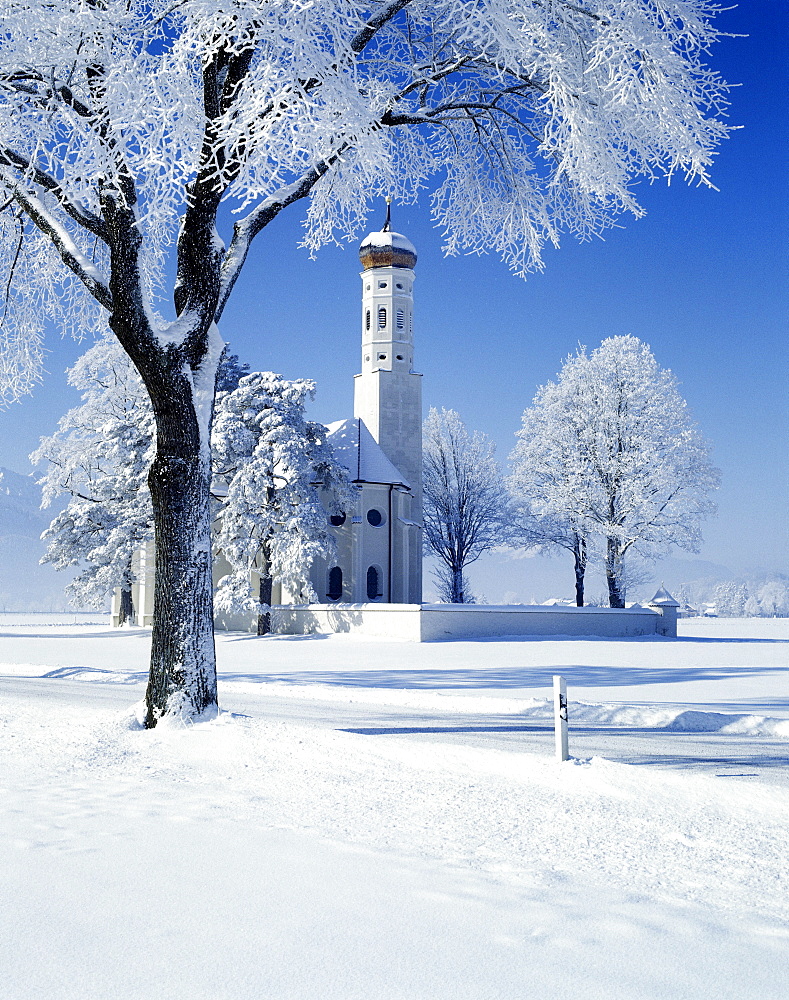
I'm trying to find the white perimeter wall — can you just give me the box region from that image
[271,603,673,641]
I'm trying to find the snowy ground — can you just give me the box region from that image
[1,616,787,998]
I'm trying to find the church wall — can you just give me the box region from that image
[273,603,670,641]
[353,370,423,517]
[111,540,154,626]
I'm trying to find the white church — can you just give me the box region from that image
[306,208,423,606]
[115,210,680,640]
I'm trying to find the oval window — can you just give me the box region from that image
[329,512,346,527]
[367,509,384,527]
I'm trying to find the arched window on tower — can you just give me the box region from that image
[327,567,343,601]
[366,565,383,601]
[378,306,386,329]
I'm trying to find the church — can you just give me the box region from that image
[305,208,423,606]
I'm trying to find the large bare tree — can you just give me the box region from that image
[0,1,730,723]
[423,407,509,603]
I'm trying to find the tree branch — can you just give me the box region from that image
[215,144,349,322]
[0,167,112,310]
[350,0,415,53]
[175,43,256,324]
[0,145,108,241]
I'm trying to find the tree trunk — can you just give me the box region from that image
[143,411,218,728]
[118,585,134,626]
[452,566,464,603]
[258,573,273,636]
[606,537,625,608]
[573,535,587,607]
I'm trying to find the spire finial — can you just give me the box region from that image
[382,196,392,232]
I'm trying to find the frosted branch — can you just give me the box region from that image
[1,168,112,310]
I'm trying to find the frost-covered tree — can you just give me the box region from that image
[31,338,155,622]
[510,369,597,605]
[582,337,719,607]
[212,372,353,634]
[0,2,732,722]
[707,576,789,618]
[757,579,789,618]
[423,407,509,603]
[32,340,248,620]
[514,336,719,608]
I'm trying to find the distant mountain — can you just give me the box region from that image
[0,467,76,611]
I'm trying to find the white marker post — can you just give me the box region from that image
[553,675,569,762]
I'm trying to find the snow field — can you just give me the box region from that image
[1,616,788,997]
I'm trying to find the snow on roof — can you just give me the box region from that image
[325,418,410,488]
[358,230,417,254]
[648,585,680,607]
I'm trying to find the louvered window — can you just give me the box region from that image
[366,566,382,600]
[378,306,386,328]
[327,567,343,601]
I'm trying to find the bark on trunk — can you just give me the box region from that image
[257,573,273,636]
[606,537,625,609]
[573,535,587,607]
[143,414,218,728]
[452,566,464,604]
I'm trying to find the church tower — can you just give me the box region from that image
[354,206,422,519]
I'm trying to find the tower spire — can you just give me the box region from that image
[382,196,392,232]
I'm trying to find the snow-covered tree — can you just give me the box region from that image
[0,2,732,723]
[31,338,155,622]
[707,576,789,618]
[423,407,509,603]
[514,336,719,608]
[32,341,248,620]
[212,372,354,634]
[34,344,340,633]
[583,337,719,607]
[509,368,596,605]
[757,579,789,618]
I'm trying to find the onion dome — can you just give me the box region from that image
[359,199,417,270]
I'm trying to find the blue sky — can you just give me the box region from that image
[1,2,786,597]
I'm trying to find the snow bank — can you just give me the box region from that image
[220,680,789,739]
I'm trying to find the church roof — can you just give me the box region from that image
[648,585,680,607]
[359,203,417,270]
[325,418,410,488]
